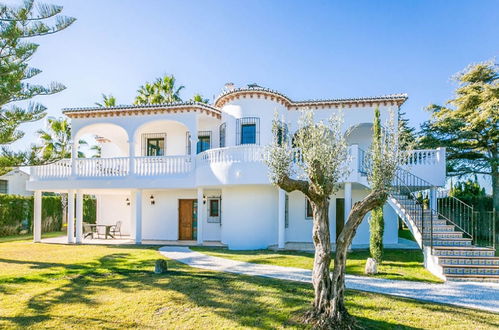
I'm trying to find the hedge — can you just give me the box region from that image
[0,194,97,237]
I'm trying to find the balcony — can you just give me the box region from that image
[28,146,446,189]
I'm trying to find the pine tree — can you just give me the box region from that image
[0,0,75,173]
[418,60,499,211]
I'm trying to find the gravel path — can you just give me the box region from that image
[159,246,499,313]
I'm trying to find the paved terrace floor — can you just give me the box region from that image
[159,246,499,313]
[41,236,226,247]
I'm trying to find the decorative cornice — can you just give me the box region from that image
[214,87,408,109]
[62,101,222,119]
[63,88,408,120]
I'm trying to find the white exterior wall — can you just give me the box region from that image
[221,185,278,249]
[96,194,132,235]
[0,169,32,196]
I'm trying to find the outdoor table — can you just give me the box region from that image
[88,224,115,239]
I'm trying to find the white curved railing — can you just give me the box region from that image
[197,145,266,164]
[403,149,439,166]
[31,159,72,179]
[76,157,129,177]
[29,147,445,184]
[135,156,192,176]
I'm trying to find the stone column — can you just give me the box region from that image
[344,182,352,221]
[278,188,286,249]
[33,191,42,243]
[133,189,142,244]
[429,187,437,211]
[67,190,75,243]
[75,190,83,243]
[197,187,204,245]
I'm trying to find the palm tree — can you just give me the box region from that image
[192,93,209,103]
[134,74,185,105]
[90,144,101,158]
[36,118,86,161]
[95,94,117,107]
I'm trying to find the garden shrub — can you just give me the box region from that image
[0,194,96,236]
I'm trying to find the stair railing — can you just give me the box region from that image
[357,148,489,248]
[390,167,434,248]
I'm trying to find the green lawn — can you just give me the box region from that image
[1,240,498,329]
[0,231,64,243]
[192,247,441,283]
[398,228,416,242]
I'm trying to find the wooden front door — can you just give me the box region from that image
[179,199,197,240]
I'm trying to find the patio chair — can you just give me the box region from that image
[110,221,122,238]
[83,222,97,239]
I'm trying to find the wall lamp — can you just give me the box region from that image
[126,198,130,206]
[150,195,155,205]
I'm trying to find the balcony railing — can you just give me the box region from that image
[135,156,192,176]
[30,146,445,183]
[75,157,129,177]
[197,145,265,164]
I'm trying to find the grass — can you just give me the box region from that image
[192,247,442,283]
[1,241,498,329]
[0,231,64,243]
[398,228,416,242]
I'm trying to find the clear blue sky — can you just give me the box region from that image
[10,0,499,152]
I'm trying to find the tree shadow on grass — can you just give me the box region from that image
[1,246,495,329]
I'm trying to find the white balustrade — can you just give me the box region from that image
[134,156,192,176]
[197,145,266,164]
[29,146,445,183]
[75,157,129,177]
[31,159,72,179]
[403,149,438,166]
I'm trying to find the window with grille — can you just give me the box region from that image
[219,123,226,148]
[0,180,7,194]
[197,131,212,154]
[207,197,221,223]
[142,133,166,156]
[306,198,313,219]
[276,122,288,146]
[236,117,260,145]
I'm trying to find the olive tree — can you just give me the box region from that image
[267,109,401,328]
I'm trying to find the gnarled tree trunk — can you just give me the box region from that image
[306,198,334,326]
[328,190,387,328]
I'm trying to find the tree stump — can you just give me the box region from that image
[365,258,378,275]
[155,259,168,274]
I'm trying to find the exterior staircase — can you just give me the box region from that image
[388,168,498,282]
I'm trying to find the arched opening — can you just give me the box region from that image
[75,123,129,158]
[344,123,374,151]
[133,120,190,156]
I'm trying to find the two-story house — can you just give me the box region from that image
[28,85,446,250]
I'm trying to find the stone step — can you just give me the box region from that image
[432,246,495,257]
[423,232,463,239]
[439,256,499,266]
[426,238,472,246]
[423,225,455,232]
[443,264,499,276]
[445,274,499,282]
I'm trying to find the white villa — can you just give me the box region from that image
[28,84,498,281]
[27,84,443,247]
